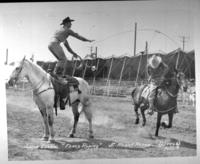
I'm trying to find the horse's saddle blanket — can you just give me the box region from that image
[141,85,152,99]
[51,75,79,98]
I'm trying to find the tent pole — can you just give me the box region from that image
[82,60,88,78]
[175,48,181,69]
[117,56,126,95]
[106,57,114,96]
[135,52,143,87]
[92,58,99,95]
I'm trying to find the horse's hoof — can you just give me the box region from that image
[68,134,74,138]
[135,119,139,124]
[161,122,167,128]
[41,137,49,141]
[47,139,55,144]
[142,122,146,126]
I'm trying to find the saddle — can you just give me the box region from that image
[50,74,81,113]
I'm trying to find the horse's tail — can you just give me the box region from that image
[131,87,137,105]
[131,87,137,98]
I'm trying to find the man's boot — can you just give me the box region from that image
[52,61,64,78]
[147,90,156,115]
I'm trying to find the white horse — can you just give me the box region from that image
[8,57,94,143]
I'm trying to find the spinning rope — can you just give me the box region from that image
[72,53,97,72]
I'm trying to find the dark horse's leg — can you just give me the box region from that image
[167,113,173,128]
[134,105,140,124]
[161,112,174,129]
[155,113,162,136]
[140,106,147,126]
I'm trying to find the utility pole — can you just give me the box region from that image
[95,46,98,58]
[134,22,137,56]
[145,41,148,55]
[179,36,189,51]
[145,41,148,82]
[90,46,93,55]
[5,49,8,65]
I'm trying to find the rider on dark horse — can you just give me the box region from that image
[147,54,179,115]
[48,16,94,109]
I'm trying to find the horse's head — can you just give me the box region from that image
[163,68,188,95]
[8,56,27,86]
[171,68,188,92]
[176,71,188,92]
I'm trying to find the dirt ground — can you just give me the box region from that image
[6,88,196,160]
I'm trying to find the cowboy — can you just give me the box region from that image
[48,16,94,110]
[147,54,170,115]
[48,16,95,76]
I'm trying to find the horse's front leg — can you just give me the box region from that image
[155,113,162,136]
[46,106,55,143]
[167,112,173,128]
[39,108,49,141]
[68,102,80,138]
[161,112,174,129]
[134,105,140,124]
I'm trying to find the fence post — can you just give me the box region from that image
[82,60,88,78]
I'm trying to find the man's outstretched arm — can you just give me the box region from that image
[69,29,94,42]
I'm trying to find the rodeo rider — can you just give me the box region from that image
[48,16,94,110]
[147,54,178,115]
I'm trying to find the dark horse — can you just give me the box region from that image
[131,68,187,136]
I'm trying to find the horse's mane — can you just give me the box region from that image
[25,59,48,77]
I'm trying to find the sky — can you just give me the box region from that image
[0,0,198,63]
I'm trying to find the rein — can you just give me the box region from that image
[165,87,178,98]
[13,59,53,95]
[32,75,54,96]
[164,77,180,98]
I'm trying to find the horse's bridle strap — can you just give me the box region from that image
[35,87,54,96]
[33,77,46,92]
[165,88,178,98]
[33,74,54,96]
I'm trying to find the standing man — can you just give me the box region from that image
[48,16,95,76]
[48,17,94,110]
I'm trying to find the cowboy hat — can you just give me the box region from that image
[148,55,162,69]
[60,17,74,25]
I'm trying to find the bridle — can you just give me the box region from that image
[11,58,53,95]
[164,74,182,98]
